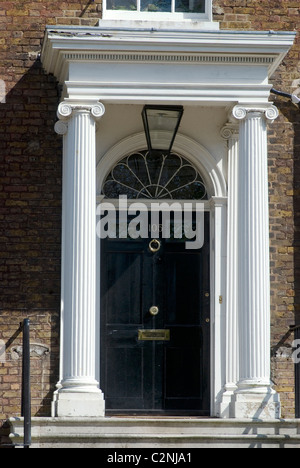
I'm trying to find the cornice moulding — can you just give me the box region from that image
[41,26,296,102]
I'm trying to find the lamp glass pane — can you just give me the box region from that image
[146,108,182,151]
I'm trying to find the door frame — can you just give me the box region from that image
[96,132,227,417]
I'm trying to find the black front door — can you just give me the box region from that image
[101,213,210,415]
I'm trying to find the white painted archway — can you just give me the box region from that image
[96,131,227,417]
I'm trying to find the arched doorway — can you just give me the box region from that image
[99,149,210,415]
[96,133,227,417]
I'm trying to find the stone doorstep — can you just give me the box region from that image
[7,418,300,448]
[8,435,300,449]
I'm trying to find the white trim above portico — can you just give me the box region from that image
[41,27,296,106]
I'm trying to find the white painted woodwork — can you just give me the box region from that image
[219,123,239,418]
[52,103,106,418]
[231,106,281,419]
[41,27,296,105]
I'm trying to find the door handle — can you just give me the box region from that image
[149,239,161,253]
[149,306,159,316]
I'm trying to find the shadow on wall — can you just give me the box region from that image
[0,59,62,425]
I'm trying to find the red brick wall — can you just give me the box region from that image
[0,9,62,423]
[0,1,299,427]
[0,2,104,429]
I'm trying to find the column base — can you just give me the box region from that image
[52,390,105,418]
[231,383,281,420]
[218,384,238,419]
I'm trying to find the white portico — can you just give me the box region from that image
[41,22,295,420]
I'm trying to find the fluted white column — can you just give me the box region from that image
[52,102,106,418]
[232,105,281,419]
[219,123,239,418]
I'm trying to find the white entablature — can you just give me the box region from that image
[41,26,295,106]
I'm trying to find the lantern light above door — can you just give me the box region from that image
[142,105,184,154]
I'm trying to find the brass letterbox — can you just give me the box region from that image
[138,329,170,341]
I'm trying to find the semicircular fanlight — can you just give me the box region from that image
[102,150,207,200]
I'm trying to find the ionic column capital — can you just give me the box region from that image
[55,102,106,135]
[232,105,279,123]
[221,123,239,141]
[57,102,73,121]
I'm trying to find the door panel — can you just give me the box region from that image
[164,327,203,410]
[101,212,210,415]
[105,246,144,325]
[164,252,202,325]
[102,238,152,411]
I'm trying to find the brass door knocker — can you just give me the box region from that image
[149,239,161,253]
